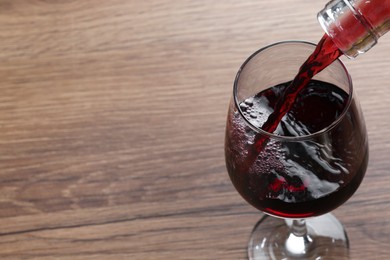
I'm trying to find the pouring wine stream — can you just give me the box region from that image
[247,35,343,165]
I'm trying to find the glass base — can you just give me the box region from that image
[248,213,349,260]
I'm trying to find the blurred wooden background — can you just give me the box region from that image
[0,0,389,259]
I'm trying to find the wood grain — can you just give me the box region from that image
[0,0,389,259]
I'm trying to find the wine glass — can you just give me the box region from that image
[225,41,368,259]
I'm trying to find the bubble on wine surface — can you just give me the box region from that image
[239,103,248,111]
[244,98,254,106]
[250,112,257,119]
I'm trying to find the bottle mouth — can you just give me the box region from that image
[317,0,378,58]
[233,41,354,141]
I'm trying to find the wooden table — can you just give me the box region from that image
[0,1,389,259]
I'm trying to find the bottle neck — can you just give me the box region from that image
[318,0,390,58]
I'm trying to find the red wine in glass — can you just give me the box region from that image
[225,41,368,258]
[225,80,368,218]
[225,34,369,218]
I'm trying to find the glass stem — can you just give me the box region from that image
[284,219,314,256]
